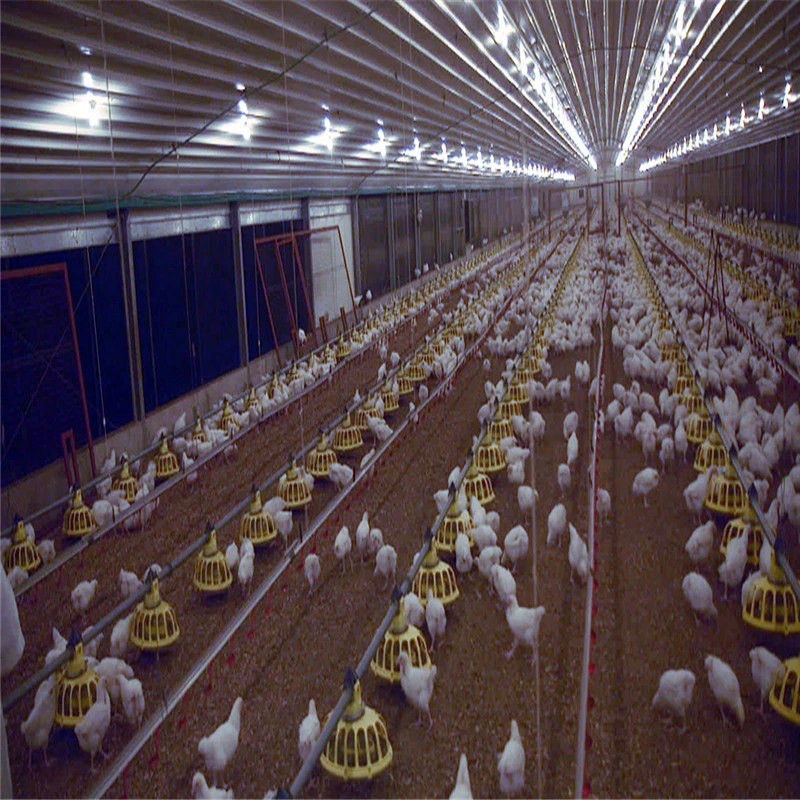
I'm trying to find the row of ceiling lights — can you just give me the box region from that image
[639,78,795,172]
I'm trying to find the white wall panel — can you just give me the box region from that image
[308,198,354,324]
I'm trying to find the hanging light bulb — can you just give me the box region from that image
[324,116,333,152]
[82,71,93,89]
[725,114,731,135]
[783,79,792,108]
[377,126,386,158]
[490,152,495,171]
[412,135,421,161]
[238,97,248,115]
[477,146,483,169]
[758,95,766,120]
[460,144,467,167]
[713,122,719,139]
[703,128,709,144]
[739,104,747,128]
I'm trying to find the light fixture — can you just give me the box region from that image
[495,2,514,49]
[477,146,483,169]
[460,144,467,167]
[237,98,248,115]
[784,79,792,109]
[739,104,746,128]
[235,82,246,92]
[82,71,93,89]
[758,95,766,120]
[489,151,495,171]
[324,116,333,152]
[86,91,98,127]
[79,46,92,56]
[713,122,719,139]
[440,139,448,163]
[413,135,421,161]
[725,113,731,135]
[378,125,386,158]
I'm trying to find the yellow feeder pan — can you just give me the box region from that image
[693,429,728,473]
[412,539,459,606]
[279,459,312,509]
[396,373,415,397]
[3,518,41,574]
[112,457,139,503]
[463,461,495,506]
[219,398,238,436]
[489,416,514,443]
[685,407,713,445]
[742,554,800,636]
[769,657,800,726]
[674,374,694,395]
[435,499,473,555]
[380,381,400,413]
[193,526,233,594]
[674,359,692,379]
[246,385,259,411]
[370,599,432,684]
[506,374,529,404]
[332,413,363,453]
[336,337,351,361]
[661,342,682,362]
[306,433,338,479]
[191,417,208,444]
[704,462,748,517]
[131,575,180,651]
[496,396,523,421]
[155,435,180,482]
[681,385,704,415]
[320,672,393,780]
[239,489,278,547]
[62,488,96,538]
[474,430,506,475]
[355,396,381,432]
[54,634,100,728]
[405,359,426,383]
[719,504,763,565]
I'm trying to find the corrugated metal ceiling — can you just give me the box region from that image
[1,0,798,206]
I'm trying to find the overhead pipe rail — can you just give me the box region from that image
[83,215,581,800]
[286,224,586,800]
[1,230,516,542]
[632,212,800,389]
[8,235,521,599]
[627,226,800,607]
[5,218,575,720]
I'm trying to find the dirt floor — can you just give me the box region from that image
[5,226,800,799]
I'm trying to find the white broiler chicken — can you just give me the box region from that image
[224,543,239,572]
[684,520,716,564]
[684,468,717,518]
[36,539,56,566]
[455,532,473,574]
[705,655,745,727]
[356,512,370,561]
[596,488,611,524]
[425,589,446,651]
[236,544,254,591]
[367,527,384,559]
[749,646,783,714]
[297,699,321,761]
[472,523,497,552]
[497,719,525,796]
[718,533,748,599]
[563,410,579,440]
[504,597,545,665]
[557,463,571,494]
[517,486,535,516]
[403,592,425,628]
[304,553,321,596]
[567,432,579,467]
[568,523,589,584]
[547,504,567,547]
[198,696,243,785]
[95,657,134,706]
[192,772,234,800]
[502,525,529,572]
[75,676,111,772]
[71,579,98,616]
[651,669,696,732]
[477,545,503,580]
[396,651,437,728]
[374,544,397,590]
[632,467,659,507]
[119,569,142,600]
[334,526,352,571]
[449,752,473,799]
[491,564,517,607]
[21,673,56,767]
[109,613,134,659]
[682,572,717,623]
[118,676,145,726]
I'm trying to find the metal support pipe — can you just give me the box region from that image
[229,201,250,377]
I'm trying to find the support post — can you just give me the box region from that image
[434,191,442,266]
[387,194,397,290]
[117,210,145,422]
[351,196,361,296]
[229,201,250,379]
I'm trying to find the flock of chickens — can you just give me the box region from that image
[7,206,799,799]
